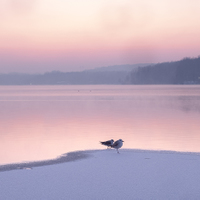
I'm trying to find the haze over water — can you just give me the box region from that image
[0,85,200,165]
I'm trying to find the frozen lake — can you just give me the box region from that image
[0,85,200,164]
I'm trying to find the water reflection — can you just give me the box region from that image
[0,85,200,164]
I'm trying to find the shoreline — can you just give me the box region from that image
[0,151,91,172]
[1,149,199,172]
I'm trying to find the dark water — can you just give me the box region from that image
[0,85,200,164]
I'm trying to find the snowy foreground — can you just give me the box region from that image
[1,149,200,200]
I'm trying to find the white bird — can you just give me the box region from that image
[100,139,114,148]
[112,139,124,153]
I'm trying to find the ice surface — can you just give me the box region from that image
[1,149,200,200]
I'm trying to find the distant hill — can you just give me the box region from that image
[0,63,152,85]
[87,63,152,72]
[1,58,199,85]
[0,71,129,85]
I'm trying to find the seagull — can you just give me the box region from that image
[100,139,114,148]
[112,139,124,153]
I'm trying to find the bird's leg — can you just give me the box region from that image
[117,149,119,154]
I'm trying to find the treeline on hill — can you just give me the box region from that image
[1,57,200,85]
[130,57,200,84]
[0,71,128,85]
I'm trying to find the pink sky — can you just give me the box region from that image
[1,0,200,73]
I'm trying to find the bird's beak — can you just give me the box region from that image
[122,140,124,142]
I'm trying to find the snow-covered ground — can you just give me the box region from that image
[1,149,200,200]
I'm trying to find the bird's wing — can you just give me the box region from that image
[104,141,110,145]
[112,140,120,147]
[101,141,111,145]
